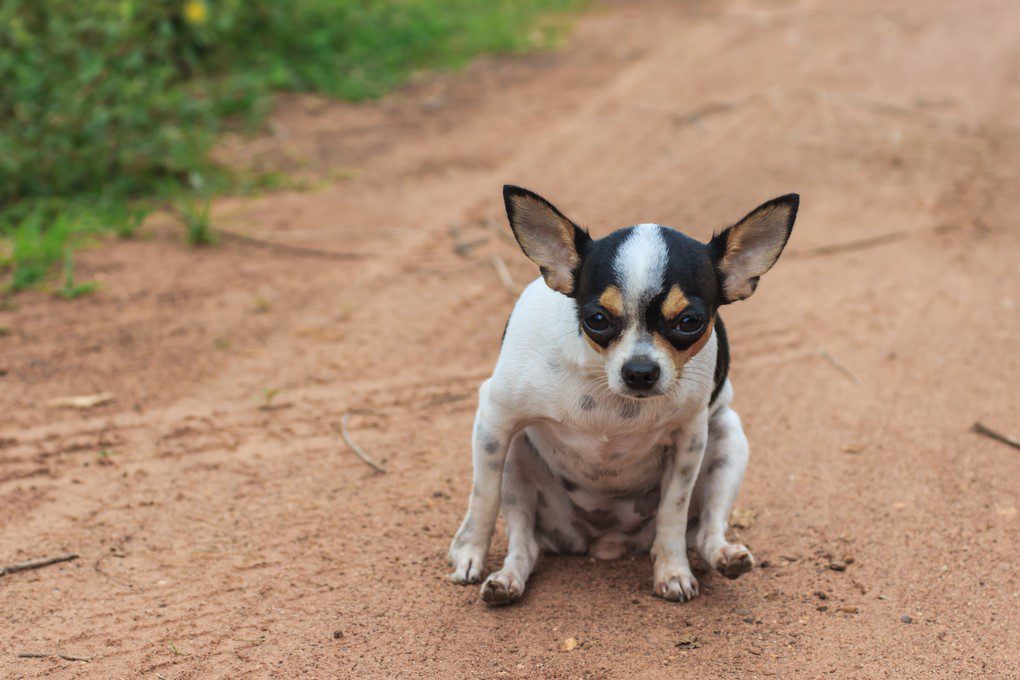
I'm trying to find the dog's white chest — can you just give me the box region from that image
[526,412,673,495]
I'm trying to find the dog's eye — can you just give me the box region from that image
[672,315,704,335]
[585,312,611,333]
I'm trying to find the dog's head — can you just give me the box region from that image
[504,185,799,398]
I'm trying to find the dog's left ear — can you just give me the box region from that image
[503,185,591,296]
[710,194,799,303]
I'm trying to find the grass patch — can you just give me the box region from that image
[0,0,586,292]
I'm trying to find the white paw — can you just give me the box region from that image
[480,570,524,605]
[712,544,755,580]
[653,561,700,602]
[447,543,486,584]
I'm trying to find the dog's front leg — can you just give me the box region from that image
[447,379,516,584]
[651,410,709,601]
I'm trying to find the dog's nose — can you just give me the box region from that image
[622,358,660,390]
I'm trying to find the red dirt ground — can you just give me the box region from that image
[2,0,1018,677]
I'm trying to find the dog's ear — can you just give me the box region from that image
[710,194,799,303]
[503,185,591,296]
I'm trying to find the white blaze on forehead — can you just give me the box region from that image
[613,224,667,314]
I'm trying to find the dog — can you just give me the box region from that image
[448,186,799,605]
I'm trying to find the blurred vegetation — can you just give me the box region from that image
[0,0,584,292]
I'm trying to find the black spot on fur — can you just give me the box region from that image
[584,466,623,481]
[570,519,593,543]
[483,437,500,455]
[579,394,596,411]
[687,437,704,453]
[680,463,695,479]
[541,527,583,555]
[572,502,618,532]
[634,487,660,516]
[560,476,578,492]
[504,494,518,507]
[707,456,728,474]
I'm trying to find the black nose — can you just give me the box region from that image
[622,358,661,390]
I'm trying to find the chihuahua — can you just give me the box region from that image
[448,186,799,605]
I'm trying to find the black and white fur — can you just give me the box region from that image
[448,186,799,605]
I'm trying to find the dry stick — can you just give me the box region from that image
[819,349,861,384]
[672,93,762,127]
[489,255,523,295]
[791,231,909,259]
[449,225,489,257]
[164,202,361,260]
[340,412,387,474]
[1,553,78,577]
[216,228,361,261]
[17,652,92,662]
[972,422,1020,451]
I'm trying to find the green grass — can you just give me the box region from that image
[0,0,585,292]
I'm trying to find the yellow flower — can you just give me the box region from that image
[183,0,208,25]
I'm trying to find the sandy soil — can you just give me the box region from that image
[2,0,1019,677]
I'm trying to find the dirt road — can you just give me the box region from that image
[2,0,1018,676]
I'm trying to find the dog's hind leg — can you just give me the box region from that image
[480,433,541,605]
[691,383,755,579]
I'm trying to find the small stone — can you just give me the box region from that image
[814,590,829,600]
[900,615,913,624]
[560,637,579,652]
[675,634,701,650]
[742,617,754,624]
[332,630,344,639]
[838,606,859,614]
[729,508,756,528]
[828,560,848,572]
[816,605,829,612]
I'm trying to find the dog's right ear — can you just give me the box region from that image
[503,185,591,296]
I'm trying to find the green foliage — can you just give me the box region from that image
[0,0,584,289]
[180,197,215,246]
[55,250,99,299]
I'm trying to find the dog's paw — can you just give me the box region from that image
[713,544,755,580]
[653,563,700,602]
[447,544,486,585]
[480,571,524,605]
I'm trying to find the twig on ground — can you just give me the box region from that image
[484,217,515,243]
[672,93,762,127]
[17,652,92,662]
[420,393,472,409]
[340,413,387,474]
[450,225,488,257]
[217,228,361,260]
[489,255,523,295]
[819,349,861,384]
[972,422,1020,451]
[1,553,78,577]
[791,232,908,259]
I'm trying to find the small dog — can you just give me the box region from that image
[448,186,799,605]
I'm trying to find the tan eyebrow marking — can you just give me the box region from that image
[598,286,624,317]
[661,285,689,320]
